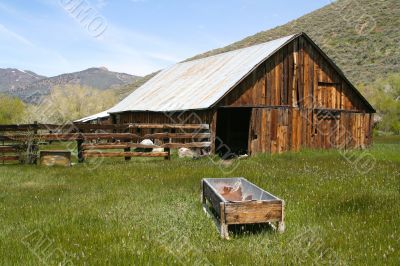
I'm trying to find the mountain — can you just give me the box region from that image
[188,0,399,85]
[2,67,140,103]
[0,68,46,93]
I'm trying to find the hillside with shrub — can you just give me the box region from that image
[190,0,399,85]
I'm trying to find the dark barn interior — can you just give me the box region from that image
[216,108,251,156]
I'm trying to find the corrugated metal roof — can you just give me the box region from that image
[108,34,297,113]
[74,110,110,123]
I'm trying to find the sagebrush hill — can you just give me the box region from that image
[189,0,399,85]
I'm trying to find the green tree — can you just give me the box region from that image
[0,94,25,124]
[25,85,118,124]
[359,73,400,134]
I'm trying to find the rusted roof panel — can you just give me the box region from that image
[108,34,296,113]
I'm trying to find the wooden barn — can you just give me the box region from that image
[107,32,375,156]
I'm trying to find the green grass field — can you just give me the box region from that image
[0,137,399,265]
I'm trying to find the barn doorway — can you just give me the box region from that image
[216,108,251,157]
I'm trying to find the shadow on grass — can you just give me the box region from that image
[325,194,382,216]
[228,223,276,238]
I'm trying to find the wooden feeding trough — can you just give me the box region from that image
[201,178,285,239]
[40,150,71,167]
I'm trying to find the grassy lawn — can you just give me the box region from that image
[0,137,399,265]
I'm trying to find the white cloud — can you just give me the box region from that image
[91,23,196,74]
[146,52,181,63]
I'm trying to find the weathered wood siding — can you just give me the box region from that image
[217,35,373,154]
[248,108,373,155]
[118,110,213,125]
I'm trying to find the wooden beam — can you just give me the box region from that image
[83,151,169,158]
[143,133,211,139]
[2,133,140,141]
[0,123,63,131]
[1,132,212,142]
[162,142,211,149]
[82,143,161,150]
[0,123,210,133]
[73,123,210,130]
[0,146,17,153]
[82,142,211,150]
[0,156,19,161]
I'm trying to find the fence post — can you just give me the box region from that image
[165,148,170,160]
[124,142,131,161]
[27,121,38,164]
[164,128,172,160]
[123,128,131,161]
[76,135,85,163]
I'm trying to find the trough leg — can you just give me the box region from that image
[220,223,229,239]
[278,221,285,233]
[219,203,229,239]
[278,201,285,233]
[200,180,206,204]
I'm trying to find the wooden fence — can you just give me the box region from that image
[0,123,211,164]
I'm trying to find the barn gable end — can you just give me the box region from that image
[215,34,374,112]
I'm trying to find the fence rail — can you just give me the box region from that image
[0,146,21,163]
[0,123,210,132]
[74,123,210,131]
[1,133,210,142]
[83,151,170,159]
[81,142,211,150]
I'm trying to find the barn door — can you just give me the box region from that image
[249,108,291,155]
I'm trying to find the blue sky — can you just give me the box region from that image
[0,0,331,77]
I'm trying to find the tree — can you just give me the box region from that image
[25,85,118,124]
[359,73,400,134]
[0,94,25,124]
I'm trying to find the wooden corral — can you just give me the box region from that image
[0,123,211,164]
[111,33,374,156]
